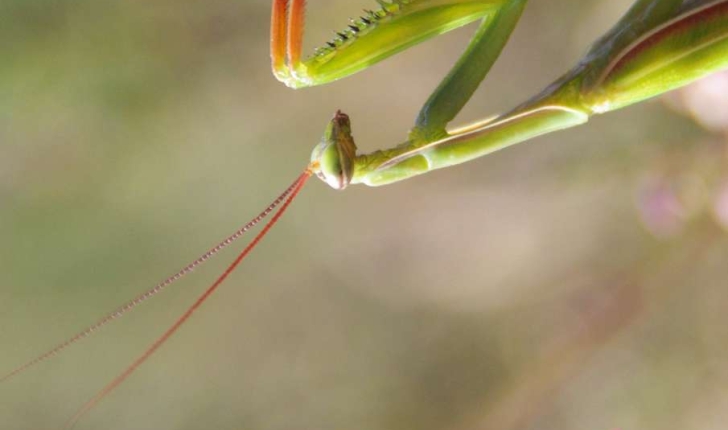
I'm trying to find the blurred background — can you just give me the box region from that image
[2,1,728,429]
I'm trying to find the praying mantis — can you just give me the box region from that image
[2,0,728,428]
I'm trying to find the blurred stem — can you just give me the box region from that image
[455,221,723,430]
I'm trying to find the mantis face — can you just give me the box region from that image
[310,110,357,190]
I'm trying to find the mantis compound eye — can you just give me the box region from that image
[310,110,357,190]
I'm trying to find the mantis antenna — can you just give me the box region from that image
[0,170,309,385]
[2,104,350,427]
[62,166,314,429]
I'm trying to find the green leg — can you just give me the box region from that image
[273,0,503,89]
[410,0,528,143]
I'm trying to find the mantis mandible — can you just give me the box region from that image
[3,0,728,427]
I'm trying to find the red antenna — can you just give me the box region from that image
[0,171,306,386]
[62,167,313,429]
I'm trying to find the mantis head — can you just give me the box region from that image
[310,110,357,190]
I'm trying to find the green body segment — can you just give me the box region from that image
[307,0,728,189]
[580,0,683,81]
[354,107,588,187]
[590,0,728,112]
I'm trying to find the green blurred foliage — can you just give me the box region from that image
[1,1,727,430]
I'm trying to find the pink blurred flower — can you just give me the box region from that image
[712,179,728,230]
[637,176,687,238]
[667,71,728,133]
